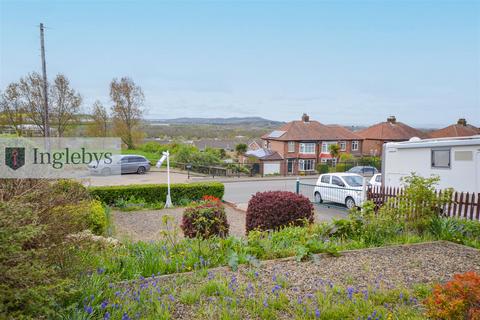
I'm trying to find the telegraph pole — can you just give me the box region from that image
[40,23,49,137]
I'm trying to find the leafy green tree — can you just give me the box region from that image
[329,144,340,161]
[235,143,247,156]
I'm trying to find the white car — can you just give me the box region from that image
[313,173,365,209]
[369,173,382,187]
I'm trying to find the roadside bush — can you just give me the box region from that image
[424,271,480,320]
[316,163,329,174]
[89,182,224,205]
[181,196,229,238]
[246,191,314,233]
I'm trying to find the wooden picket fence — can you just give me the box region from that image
[366,186,480,221]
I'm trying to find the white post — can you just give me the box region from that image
[165,151,173,208]
[361,177,367,206]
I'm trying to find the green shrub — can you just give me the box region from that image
[181,197,229,238]
[380,174,452,232]
[316,163,329,174]
[89,182,224,205]
[0,179,100,319]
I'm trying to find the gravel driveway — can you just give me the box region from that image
[112,205,246,241]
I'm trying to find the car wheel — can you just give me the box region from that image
[314,192,323,203]
[137,166,146,174]
[345,197,356,209]
[101,167,111,176]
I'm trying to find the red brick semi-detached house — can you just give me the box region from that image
[357,116,429,157]
[261,114,363,175]
[429,118,480,138]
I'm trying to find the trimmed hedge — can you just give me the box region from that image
[89,182,224,205]
[246,191,314,233]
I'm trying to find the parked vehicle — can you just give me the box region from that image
[313,173,365,209]
[347,166,378,176]
[382,136,480,193]
[88,155,151,175]
[369,173,382,187]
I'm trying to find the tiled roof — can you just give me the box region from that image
[245,148,283,160]
[262,119,362,141]
[429,123,479,138]
[357,118,428,140]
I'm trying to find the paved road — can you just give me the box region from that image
[223,178,349,222]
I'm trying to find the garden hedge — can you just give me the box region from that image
[89,182,224,205]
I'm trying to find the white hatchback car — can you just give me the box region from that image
[313,173,365,209]
[369,173,382,187]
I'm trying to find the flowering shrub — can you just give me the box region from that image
[181,197,229,238]
[202,195,220,202]
[424,271,480,320]
[246,191,314,233]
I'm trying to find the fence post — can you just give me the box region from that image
[296,178,300,194]
[361,177,367,205]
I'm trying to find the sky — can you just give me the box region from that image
[1,0,479,127]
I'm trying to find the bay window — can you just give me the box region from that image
[299,159,315,171]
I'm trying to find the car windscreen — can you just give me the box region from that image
[343,175,363,187]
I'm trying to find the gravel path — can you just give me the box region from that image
[112,205,246,241]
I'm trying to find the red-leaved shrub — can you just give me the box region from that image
[181,197,229,238]
[246,191,314,233]
[424,271,480,320]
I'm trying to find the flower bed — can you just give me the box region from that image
[68,241,480,319]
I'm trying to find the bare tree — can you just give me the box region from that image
[0,83,25,135]
[18,72,46,135]
[88,100,109,137]
[110,77,144,149]
[15,73,81,137]
[49,74,82,137]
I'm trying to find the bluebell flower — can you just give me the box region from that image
[104,311,111,320]
[122,312,131,320]
[315,308,320,318]
[97,267,105,274]
[263,298,268,307]
[84,305,93,314]
[168,294,175,302]
[347,287,354,300]
[101,300,108,309]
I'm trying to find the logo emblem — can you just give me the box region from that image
[5,147,25,170]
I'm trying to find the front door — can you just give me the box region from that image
[287,159,294,174]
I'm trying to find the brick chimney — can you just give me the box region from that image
[457,118,467,126]
[302,113,310,123]
[387,116,396,124]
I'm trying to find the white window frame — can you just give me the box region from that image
[288,141,295,153]
[298,159,315,171]
[352,140,359,151]
[321,142,337,154]
[431,149,451,169]
[299,143,315,154]
[339,141,346,151]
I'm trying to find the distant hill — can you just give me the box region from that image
[147,117,284,126]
